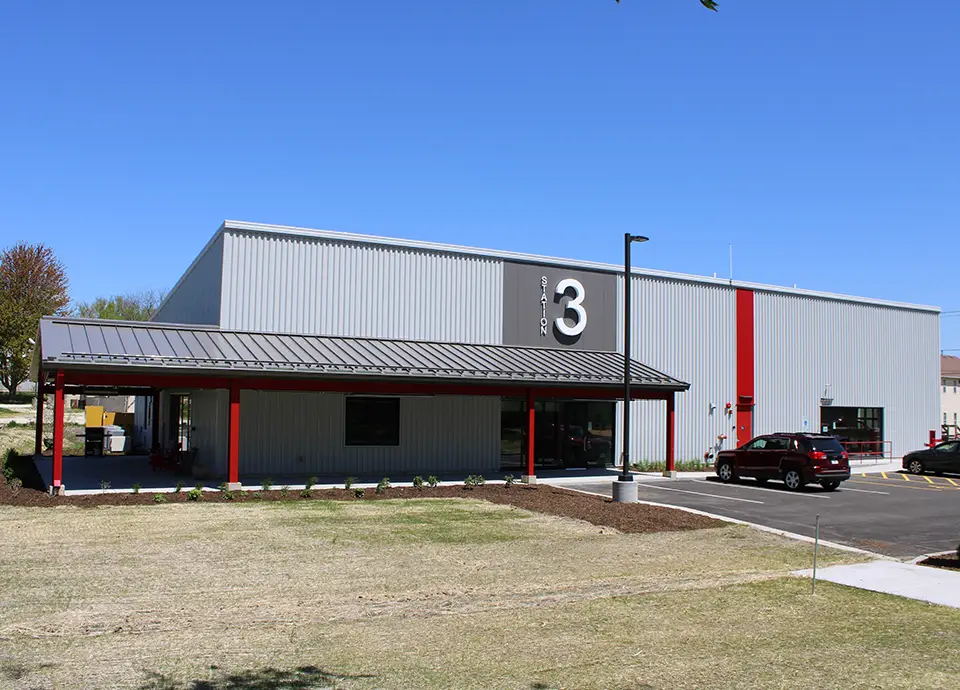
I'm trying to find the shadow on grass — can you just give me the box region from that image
[139,665,376,689]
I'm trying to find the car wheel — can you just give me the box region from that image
[907,458,925,475]
[821,480,840,491]
[783,470,804,491]
[717,461,736,483]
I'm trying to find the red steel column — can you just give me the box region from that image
[34,368,44,456]
[665,392,676,474]
[52,370,65,492]
[735,289,755,447]
[151,390,161,451]
[228,380,240,485]
[525,389,535,479]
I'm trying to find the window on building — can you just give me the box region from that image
[944,412,948,425]
[345,397,400,446]
[954,412,958,427]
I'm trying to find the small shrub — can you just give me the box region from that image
[464,475,485,489]
[154,493,166,504]
[195,482,204,492]
[345,476,356,490]
[218,482,228,492]
[375,477,390,494]
[100,480,111,493]
[412,475,424,489]
[131,483,141,495]
[253,490,264,500]
[6,421,19,428]
[353,487,365,499]
[504,474,515,487]
[305,476,318,491]
[261,478,273,492]
[2,465,15,483]
[279,485,291,499]
[426,475,439,488]
[187,488,203,502]
[222,490,235,501]
[299,489,312,499]
[174,480,183,494]
[9,477,23,495]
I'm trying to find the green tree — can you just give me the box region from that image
[0,243,70,397]
[76,290,166,321]
[616,0,718,9]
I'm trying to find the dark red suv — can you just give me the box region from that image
[715,433,851,491]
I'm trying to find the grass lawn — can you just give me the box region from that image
[0,421,85,457]
[0,500,957,689]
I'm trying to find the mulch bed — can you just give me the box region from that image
[0,483,722,535]
[917,551,960,571]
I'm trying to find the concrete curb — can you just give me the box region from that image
[559,485,894,559]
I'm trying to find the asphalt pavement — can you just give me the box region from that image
[550,471,960,559]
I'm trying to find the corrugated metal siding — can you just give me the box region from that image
[220,231,503,344]
[237,391,501,477]
[754,292,940,457]
[616,275,738,463]
[154,234,224,325]
[191,389,229,476]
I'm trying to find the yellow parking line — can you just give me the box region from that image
[947,478,959,487]
[901,474,910,481]
[881,472,888,479]
[848,479,943,491]
[923,475,934,484]
[861,473,867,477]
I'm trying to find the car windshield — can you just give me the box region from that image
[807,437,845,453]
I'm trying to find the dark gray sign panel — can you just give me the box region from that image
[503,261,617,351]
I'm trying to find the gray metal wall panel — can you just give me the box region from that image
[190,389,229,476]
[615,275,738,464]
[237,391,501,477]
[154,234,224,325]
[754,292,940,457]
[221,231,503,344]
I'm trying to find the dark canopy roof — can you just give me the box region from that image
[33,317,689,392]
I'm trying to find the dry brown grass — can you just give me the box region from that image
[0,500,956,689]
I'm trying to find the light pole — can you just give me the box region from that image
[614,233,648,502]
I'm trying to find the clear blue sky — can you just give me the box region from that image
[2,1,958,347]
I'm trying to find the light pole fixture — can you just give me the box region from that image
[615,233,648,501]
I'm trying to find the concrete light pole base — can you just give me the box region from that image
[226,482,242,492]
[49,485,65,497]
[662,471,678,479]
[612,479,638,503]
[521,475,537,485]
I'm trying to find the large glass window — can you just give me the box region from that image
[345,397,400,446]
[500,399,615,470]
[820,406,883,454]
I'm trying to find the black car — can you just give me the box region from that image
[902,441,960,476]
[715,433,851,491]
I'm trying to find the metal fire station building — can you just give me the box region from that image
[34,220,940,489]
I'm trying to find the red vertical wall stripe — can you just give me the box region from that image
[735,289,755,447]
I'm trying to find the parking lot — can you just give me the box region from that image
[555,471,960,559]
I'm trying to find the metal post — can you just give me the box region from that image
[52,370,65,495]
[614,233,646,503]
[227,380,241,489]
[34,367,44,456]
[812,514,820,595]
[523,389,536,484]
[622,232,633,482]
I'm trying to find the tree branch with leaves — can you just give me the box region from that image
[0,243,70,396]
[76,290,166,322]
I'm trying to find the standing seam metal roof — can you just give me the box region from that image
[35,317,690,390]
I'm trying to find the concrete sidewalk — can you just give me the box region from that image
[794,560,960,608]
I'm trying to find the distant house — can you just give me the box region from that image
[941,355,960,439]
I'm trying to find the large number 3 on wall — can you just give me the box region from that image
[554,278,587,337]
